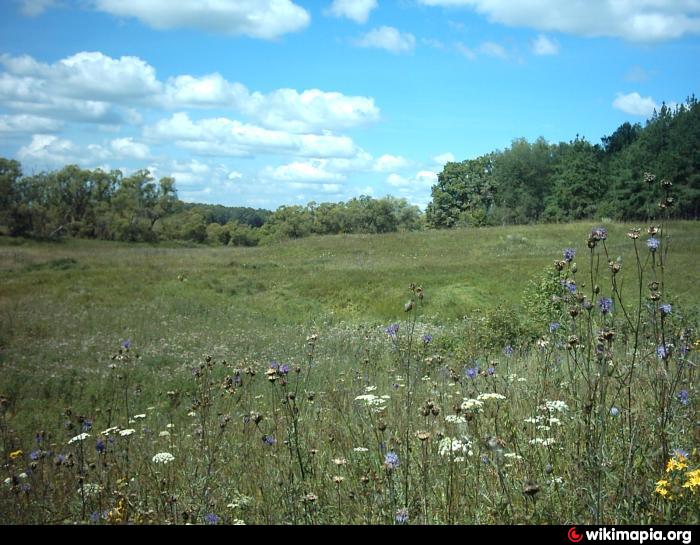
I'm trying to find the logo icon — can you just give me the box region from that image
[568,527,584,543]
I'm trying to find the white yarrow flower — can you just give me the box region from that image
[68,433,90,444]
[119,429,136,437]
[152,452,175,464]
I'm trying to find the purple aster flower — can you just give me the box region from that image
[647,237,660,252]
[395,508,408,525]
[677,390,689,406]
[465,367,479,379]
[609,407,620,417]
[385,323,399,338]
[657,344,670,359]
[384,451,400,470]
[204,513,220,525]
[422,334,433,344]
[262,435,276,446]
[122,339,131,350]
[598,297,613,314]
[503,345,514,357]
[563,248,576,262]
[549,322,560,333]
[659,303,672,316]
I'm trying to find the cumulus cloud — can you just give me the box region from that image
[0,52,381,133]
[612,91,659,116]
[144,112,359,159]
[387,170,438,188]
[17,134,78,165]
[262,160,346,183]
[416,0,700,42]
[110,137,151,160]
[373,154,410,172]
[532,34,559,55]
[433,152,455,165]
[92,0,310,40]
[327,0,377,24]
[355,26,416,54]
[19,0,56,16]
[0,114,63,134]
[478,41,508,59]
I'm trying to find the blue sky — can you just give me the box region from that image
[1,1,699,209]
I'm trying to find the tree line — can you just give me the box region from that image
[427,96,700,227]
[1,95,698,245]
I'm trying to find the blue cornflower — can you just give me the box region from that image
[503,345,514,357]
[673,448,689,459]
[659,303,672,316]
[82,420,92,432]
[233,372,242,387]
[278,364,289,375]
[561,280,577,294]
[96,440,105,454]
[269,360,279,371]
[422,334,433,345]
[90,511,100,523]
[204,513,220,525]
[609,407,620,417]
[549,322,560,333]
[30,450,41,461]
[647,237,660,252]
[657,344,670,359]
[122,339,131,350]
[598,297,613,314]
[395,508,408,525]
[486,366,496,376]
[385,323,399,338]
[262,435,276,446]
[465,367,479,379]
[677,390,689,406]
[563,248,576,262]
[384,451,400,470]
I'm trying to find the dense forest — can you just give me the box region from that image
[1,96,698,245]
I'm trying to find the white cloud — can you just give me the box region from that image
[327,0,377,24]
[110,137,151,160]
[19,0,55,16]
[144,112,359,159]
[417,0,700,42]
[0,114,63,134]
[454,42,476,60]
[262,161,346,184]
[355,26,416,54]
[612,91,659,116]
[93,0,310,40]
[387,170,437,188]
[532,34,559,55]
[17,134,78,165]
[163,73,248,108]
[433,152,455,165]
[373,154,410,172]
[478,41,508,59]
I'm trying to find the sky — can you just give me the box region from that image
[0,1,699,210]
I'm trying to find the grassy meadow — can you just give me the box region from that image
[0,221,698,524]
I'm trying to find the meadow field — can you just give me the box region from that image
[0,221,698,525]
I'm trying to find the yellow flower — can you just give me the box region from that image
[666,456,688,473]
[683,469,700,492]
[9,450,23,460]
[655,479,671,498]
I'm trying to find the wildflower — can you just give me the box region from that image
[332,475,344,485]
[30,450,41,461]
[82,420,93,432]
[609,407,620,417]
[666,456,688,473]
[302,493,318,503]
[152,452,175,465]
[563,248,576,262]
[503,345,514,357]
[477,393,506,402]
[673,448,689,459]
[158,431,170,437]
[395,508,409,525]
[353,447,369,452]
[68,433,90,444]
[204,513,220,525]
[332,457,347,466]
[444,415,467,424]
[96,440,105,454]
[660,303,672,316]
[384,451,399,470]
[118,429,135,437]
[677,390,689,406]
[262,435,276,446]
[647,237,660,252]
[655,479,670,498]
[80,483,102,498]
[598,297,613,315]
[122,339,131,350]
[529,438,556,447]
[541,400,569,413]
[549,322,560,333]
[591,227,608,241]
[415,431,431,441]
[101,426,119,436]
[9,450,23,460]
[561,280,577,294]
[385,323,399,338]
[422,334,433,345]
[627,228,641,240]
[656,344,670,360]
[465,367,479,379]
[683,469,700,491]
[438,437,472,458]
